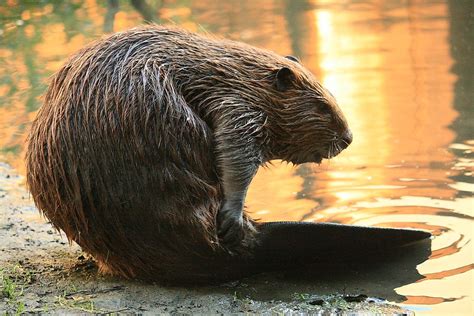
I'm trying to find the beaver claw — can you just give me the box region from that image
[217,202,245,252]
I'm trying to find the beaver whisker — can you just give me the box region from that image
[327,141,334,160]
[339,137,350,147]
[333,142,341,157]
[334,142,342,157]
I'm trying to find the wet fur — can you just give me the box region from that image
[26,25,349,282]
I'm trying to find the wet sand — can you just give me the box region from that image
[0,162,409,314]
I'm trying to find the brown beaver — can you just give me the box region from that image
[27,25,427,283]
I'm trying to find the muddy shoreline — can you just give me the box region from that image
[0,162,409,314]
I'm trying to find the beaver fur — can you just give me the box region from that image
[26,25,353,282]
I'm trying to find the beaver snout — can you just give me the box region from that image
[324,129,352,160]
[315,129,352,163]
[338,130,353,150]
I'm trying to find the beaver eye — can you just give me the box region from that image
[317,102,332,114]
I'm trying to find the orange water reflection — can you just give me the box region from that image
[0,0,472,314]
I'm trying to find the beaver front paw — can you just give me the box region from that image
[217,201,245,252]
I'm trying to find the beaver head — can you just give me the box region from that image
[264,55,352,164]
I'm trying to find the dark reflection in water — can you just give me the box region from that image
[237,238,432,304]
[448,0,474,194]
[105,0,159,32]
[0,0,472,314]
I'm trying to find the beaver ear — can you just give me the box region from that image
[275,67,295,92]
[285,55,300,63]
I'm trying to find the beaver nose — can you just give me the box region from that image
[338,130,353,150]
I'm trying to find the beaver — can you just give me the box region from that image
[26,25,428,283]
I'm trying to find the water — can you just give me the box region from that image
[0,0,472,314]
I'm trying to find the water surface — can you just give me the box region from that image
[0,0,472,314]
